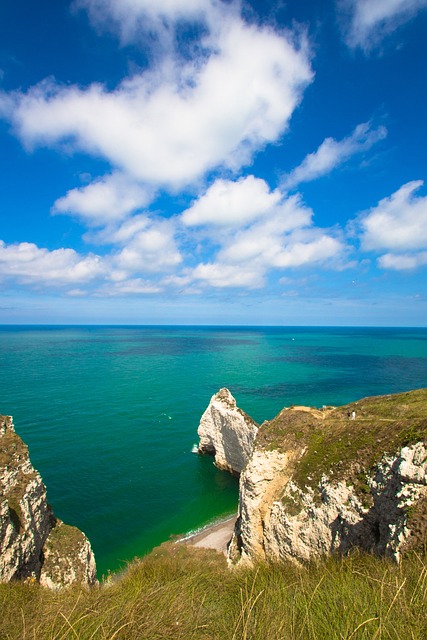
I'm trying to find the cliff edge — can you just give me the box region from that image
[196,388,427,565]
[228,389,427,565]
[0,414,97,589]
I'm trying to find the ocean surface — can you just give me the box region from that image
[1,325,427,577]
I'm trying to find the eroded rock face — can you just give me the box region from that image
[40,521,98,590]
[198,388,259,475]
[0,414,97,588]
[229,440,427,565]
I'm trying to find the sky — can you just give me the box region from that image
[0,0,426,326]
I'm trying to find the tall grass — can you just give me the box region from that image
[1,545,426,639]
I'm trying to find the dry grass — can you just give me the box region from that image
[0,544,426,639]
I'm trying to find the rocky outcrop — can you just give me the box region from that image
[197,388,259,475]
[0,414,97,589]
[225,389,427,565]
[229,441,427,565]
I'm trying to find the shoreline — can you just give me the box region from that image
[178,514,237,555]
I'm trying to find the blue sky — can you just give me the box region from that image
[0,0,426,325]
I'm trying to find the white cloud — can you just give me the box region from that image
[75,0,227,46]
[359,180,427,271]
[192,262,265,288]
[53,173,154,226]
[339,0,427,50]
[0,17,312,190]
[112,219,182,274]
[182,175,282,227]
[95,278,163,296]
[0,241,106,286]
[0,212,182,294]
[283,122,387,189]
[86,214,151,245]
[360,180,427,252]
[216,195,313,262]
[183,187,346,289]
[272,234,344,268]
[189,227,344,290]
[378,252,427,270]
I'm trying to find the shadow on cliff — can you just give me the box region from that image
[330,456,408,558]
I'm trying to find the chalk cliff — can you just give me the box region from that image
[197,388,259,475]
[228,390,427,564]
[0,414,97,589]
[197,388,427,565]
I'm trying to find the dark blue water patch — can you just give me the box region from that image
[266,345,347,361]
[234,354,427,409]
[0,328,258,359]
[269,352,427,373]
[109,336,257,357]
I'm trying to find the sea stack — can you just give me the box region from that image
[197,388,259,476]
[0,414,97,589]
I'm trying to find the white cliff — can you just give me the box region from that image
[0,414,97,588]
[229,442,427,565]
[223,389,427,565]
[197,388,259,475]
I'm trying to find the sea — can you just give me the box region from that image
[1,325,427,577]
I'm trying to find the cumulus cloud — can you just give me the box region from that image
[95,278,163,296]
[219,221,344,269]
[272,234,344,268]
[360,180,427,251]
[339,0,427,50]
[52,173,154,226]
[86,213,152,245]
[0,208,183,294]
[0,241,106,286]
[359,180,427,270]
[75,0,229,48]
[183,186,346,289]
[216,195,313,262]
[282,121,387,190]
[378,252,427,270]
[0,16,312,190]
[192,262,265,289]
[190,229,344,290]
[182,175,282,227]
[112,218,182,274]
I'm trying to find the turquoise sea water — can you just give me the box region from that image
[1,325,427,577]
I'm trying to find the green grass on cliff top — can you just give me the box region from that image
[256,388,427,491]
[1,544,426,640]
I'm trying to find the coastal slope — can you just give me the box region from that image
[228,389,427,564]
[197,388,427,564]
[0,414,97,589]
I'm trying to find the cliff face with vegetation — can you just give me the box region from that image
[198,389,427,565]
[0,414,97,589]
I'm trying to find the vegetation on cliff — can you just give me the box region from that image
[0,543,426,639]
[257,388,427,493]
[0,415,97,587]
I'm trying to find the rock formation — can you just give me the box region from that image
[197,388,259,475]
[197,388,427,565]
[228,390,427,565]
[0,414,97,589]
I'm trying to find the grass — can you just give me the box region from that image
[256,388,427,496]
[0,543,426,639]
